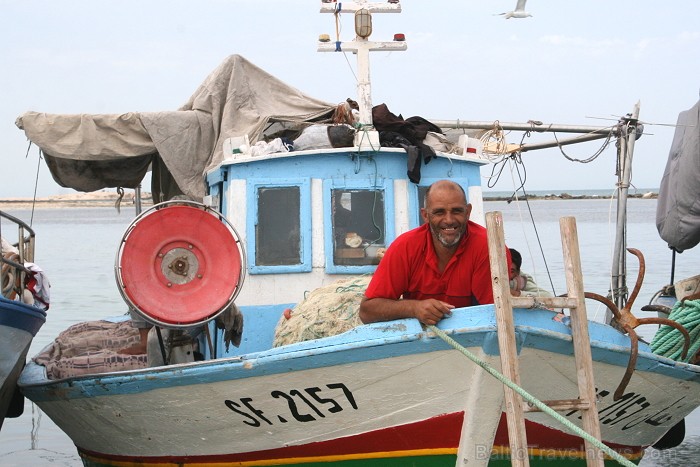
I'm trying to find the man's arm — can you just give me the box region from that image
[520,273,553,298]
[359,297,454,326]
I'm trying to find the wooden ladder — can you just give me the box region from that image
[485,212,605,467]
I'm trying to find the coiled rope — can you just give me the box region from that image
[650,299,700,362]
[427,324,637,467]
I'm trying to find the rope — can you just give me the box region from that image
[485,148,558,296]
[115,187,125,213]
[650,299,700,362]
[480,120,509,164]
[28,144,41,227]
[427,324,637,467]
[555,128,613,163]
[334,3,342,52]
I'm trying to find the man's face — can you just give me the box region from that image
[421,186,471,249]
[509,263,518,280]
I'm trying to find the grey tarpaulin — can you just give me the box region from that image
[16,55,336,202]
[656,99,700,252]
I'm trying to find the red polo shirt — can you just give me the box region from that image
[364,221,497,307]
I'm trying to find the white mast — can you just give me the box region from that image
[318,1,407,128]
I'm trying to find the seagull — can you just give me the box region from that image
[497,0,532,19]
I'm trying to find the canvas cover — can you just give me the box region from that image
[15,55,336,202]
[656,99,700,252]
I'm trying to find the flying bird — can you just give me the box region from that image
[497,0,532,19]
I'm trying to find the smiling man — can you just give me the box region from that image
[359,180,506,326]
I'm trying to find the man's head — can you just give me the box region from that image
[421,180,471,249]
[509,248,522,280]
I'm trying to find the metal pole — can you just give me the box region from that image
[134,184,143,215]
[520,132,611,153]
[432,120,614,135]
[609,103,641,319]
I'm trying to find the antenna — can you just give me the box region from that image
[318,1,407,128]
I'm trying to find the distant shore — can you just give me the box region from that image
[0,191,154,209]
[0,190,658,209]
[483,191,658,202]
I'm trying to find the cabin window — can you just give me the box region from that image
[247,179,311,274]
[257,187,301,265]
[325,180,394,273]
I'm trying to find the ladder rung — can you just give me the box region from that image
[523,398,591,413]
[511,296,579,309]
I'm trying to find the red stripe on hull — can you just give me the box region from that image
[493,413,644,456]
[80,411,644,464]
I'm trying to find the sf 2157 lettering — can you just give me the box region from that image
[225,383,358,427]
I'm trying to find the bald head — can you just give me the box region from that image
[424,180,467,207]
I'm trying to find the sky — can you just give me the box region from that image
[2,0,699,199]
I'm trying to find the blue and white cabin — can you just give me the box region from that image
[205,142,488,322]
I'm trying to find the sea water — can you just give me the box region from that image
[0,199,699,466]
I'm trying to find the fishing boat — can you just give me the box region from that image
[14,2,700,466]
[0,211,47,430]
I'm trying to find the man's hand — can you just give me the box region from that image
[413,299,455,325]
[359,297,455,325]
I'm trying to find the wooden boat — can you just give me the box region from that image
[16,303,700,466]
[14,2,700,465]
[0,211,47,430]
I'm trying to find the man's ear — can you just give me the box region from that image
[466,203,473,218]
[420,207,428,224]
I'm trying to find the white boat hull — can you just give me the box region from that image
[20,307,700,465]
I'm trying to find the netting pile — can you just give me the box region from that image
[273,276,370,347]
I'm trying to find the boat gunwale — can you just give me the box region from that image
[19,307,700,392]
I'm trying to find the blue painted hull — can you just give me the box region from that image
[0,296,46,429]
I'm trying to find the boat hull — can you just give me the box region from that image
[0,297,46,429]
[19,307,699,466]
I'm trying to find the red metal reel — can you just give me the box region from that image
[118,204,242,327]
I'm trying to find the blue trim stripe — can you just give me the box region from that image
[0,296,46,336]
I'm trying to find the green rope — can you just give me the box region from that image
[427,325,636,467]
[650,299,700,362]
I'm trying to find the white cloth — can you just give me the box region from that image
[24,262,50,310]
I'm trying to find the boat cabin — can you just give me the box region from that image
[205,138,488,308]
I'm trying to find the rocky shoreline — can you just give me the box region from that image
[0,190,657,209]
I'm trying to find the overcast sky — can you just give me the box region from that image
[2,0,698,198]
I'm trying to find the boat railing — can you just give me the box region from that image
[0,210,36,300]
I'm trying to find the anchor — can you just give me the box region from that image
[584,248,691,400]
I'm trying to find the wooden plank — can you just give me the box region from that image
[486,211,530,467]
[559,217,605,467]
[455,349,506,467]
[523,399,590,413]
[511,296,578,309]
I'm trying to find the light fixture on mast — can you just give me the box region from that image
[318,0,407,146]
[354,9,372,38]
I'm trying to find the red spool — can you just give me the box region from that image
[116,203,244,327]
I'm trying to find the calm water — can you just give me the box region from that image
[0,200,699,466]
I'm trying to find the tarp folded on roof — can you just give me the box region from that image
[16,55,336,202]
[656,99,700,252]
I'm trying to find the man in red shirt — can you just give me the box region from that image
[360,180,503,326]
